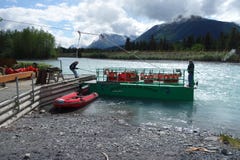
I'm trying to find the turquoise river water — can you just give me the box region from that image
[31,57,240,137]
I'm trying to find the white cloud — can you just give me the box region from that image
[35,3,46,8]
[210,0,240,23]
[122,0,240,23]
[1,0,240,48]
[123,0,187,21]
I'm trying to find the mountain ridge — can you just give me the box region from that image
[70,16,240,49]
[135,16,240,43]
[87,33,136,49]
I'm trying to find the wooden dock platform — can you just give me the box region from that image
[0,74,95,103]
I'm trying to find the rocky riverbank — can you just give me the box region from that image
[0,107,240,160]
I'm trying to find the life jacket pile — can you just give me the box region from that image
[5,66,38,74]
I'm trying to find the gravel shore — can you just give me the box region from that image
[0,106,240,160]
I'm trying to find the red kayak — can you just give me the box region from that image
[53,92,98,108]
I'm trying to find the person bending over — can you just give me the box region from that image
[69,61,79,78]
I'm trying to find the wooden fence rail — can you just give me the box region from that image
[0,75,96,127]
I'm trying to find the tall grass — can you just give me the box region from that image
[220,134,240,149]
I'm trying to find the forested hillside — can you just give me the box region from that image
[0,27,56,59]
[131,16,240,52]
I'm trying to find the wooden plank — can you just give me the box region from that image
[0,71,34,83]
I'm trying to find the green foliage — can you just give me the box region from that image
[191,44,204,51]
[227,27,240,50]
[80,51,231,61]
[200,53,221,61]
[83,52,108,59]
[16,61,51,70]
[128,55,136,59]
[220,134,240,149]
[226,53,240,62]
[0,27,56,59]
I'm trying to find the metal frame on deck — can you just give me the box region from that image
[95,67,187,86]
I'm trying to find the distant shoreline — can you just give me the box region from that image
[59,51,240,63]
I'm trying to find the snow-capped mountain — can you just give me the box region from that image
[87,33,136,49]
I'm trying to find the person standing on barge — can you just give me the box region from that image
[187,60,194,87]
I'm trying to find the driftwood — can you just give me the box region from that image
[186,147,216,153]
[102,152,109,160]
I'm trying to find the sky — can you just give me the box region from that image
[1,0,240,48]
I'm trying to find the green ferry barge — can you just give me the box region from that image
[84,67,195,101]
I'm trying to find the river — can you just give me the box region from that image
[28,57,240,137]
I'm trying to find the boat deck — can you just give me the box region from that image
[84,67,194,101]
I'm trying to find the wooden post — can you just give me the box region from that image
[59,59,62,71]
[15,77,20,111]
[31,73,35,102]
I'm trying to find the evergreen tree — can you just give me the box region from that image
[125,37,131,50]
[227,27,239,50]
[149,35,157,50]
[0,27,57,59]
[0,30,14,57]
[217,32,226,51]
[203,32,213,51]
[183,35,194,49]
[195,36,203,44]
[162,37,168,50]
